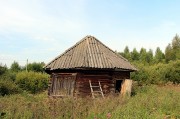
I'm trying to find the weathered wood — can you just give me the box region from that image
[74,72,114,97]
[49,73,76,96]
[48,71,133,98]
[44,36,137,71]
[121,79,132,96]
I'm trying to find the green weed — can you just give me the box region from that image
[0,85,179,119]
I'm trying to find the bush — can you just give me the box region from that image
[0,68,21,96]
[131,60,180,85]
[147,63,168,84]
[16,71,49,94]
[131,68,149,85]
[0,79,21,96]
[165,60,180,84]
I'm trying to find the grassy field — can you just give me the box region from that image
[0,85,179,119]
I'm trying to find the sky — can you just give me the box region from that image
[0,0,180,67]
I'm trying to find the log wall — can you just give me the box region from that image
[112,71,130,80]
[48,70,132,97]
[75,72,115,97]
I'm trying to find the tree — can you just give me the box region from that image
[172,34,180,59]
[172,34,180,50]
[26,62,45,72]
[123,46,131,60]
[165,44,175,62]
[0,64,8,75]
[154,47,165,63]
[10,61,21,72]
[165,34,180,62]
[131,48,140,61]
[146,49,153,63]
[139,48,147,63]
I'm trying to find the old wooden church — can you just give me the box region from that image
[44,35,136,97]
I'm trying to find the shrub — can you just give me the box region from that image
[16,71,49,94]
[165,60,180,84]
[0,68,21,96]
[131,69,149,85]
[0,79,21,96]
[147,63,168,84]
[131,60,180,85]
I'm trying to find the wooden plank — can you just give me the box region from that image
[121,79,132,96]
[86,37,94,67]
[76,40,84,67]
[95,40,103,68]
[91,38,98,68]
[75,73,115,97]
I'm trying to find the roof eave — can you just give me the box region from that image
[44,67,136,72]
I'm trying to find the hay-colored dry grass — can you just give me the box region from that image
[0,85,179,119]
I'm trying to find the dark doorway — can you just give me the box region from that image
[115,80,123,93]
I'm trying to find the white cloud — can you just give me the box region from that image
[0,0,87,40]
[0,4,36,28]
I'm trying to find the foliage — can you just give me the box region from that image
[10,61,21,72]
[0,85,179,119]
[146,49,153,64]
[165,34,180,62]
[26,62,45,72]
[165,60,180,84]
[154,47,165,63]
[0,64,8,75]
[139,48,147,63]
[131,48,140,61]
[117,34,180,85]
[131,60,180,84]
[131,66,149,85]
[165,43,176,62]
[172,34,180,50]
[118,34,180,64]
[16,71,49,94]
[0,64,21,96]
[123,46,131,60]
[0,79,21,96]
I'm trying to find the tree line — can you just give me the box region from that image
[118,34,180,85]
[10,61,45,73]
[119,34,180,64]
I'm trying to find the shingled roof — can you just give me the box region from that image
[44,35,136,71]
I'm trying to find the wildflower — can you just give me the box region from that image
[107,112,111,118]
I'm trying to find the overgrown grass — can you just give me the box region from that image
[0,85,179,119]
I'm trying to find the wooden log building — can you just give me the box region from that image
[44,35,137,97]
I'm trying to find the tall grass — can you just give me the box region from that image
[0,85,179,119]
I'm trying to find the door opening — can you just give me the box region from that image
[115,80,123,93]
